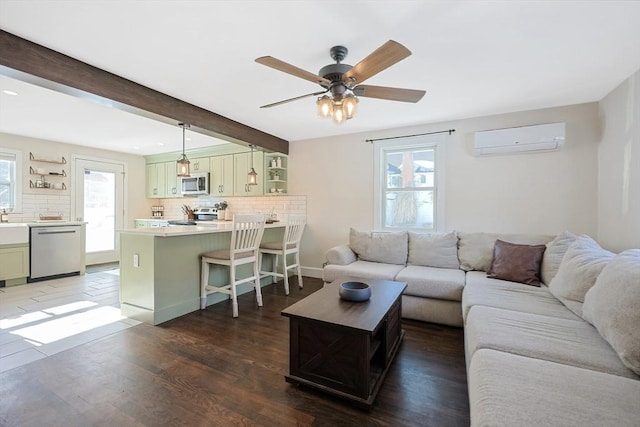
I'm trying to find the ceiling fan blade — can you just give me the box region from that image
[260,90,328,108]
[353,85,426,103]
[343,40,411,85]
[256,56,331,86]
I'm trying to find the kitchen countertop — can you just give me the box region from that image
[27,221,87,227]
[119,221,285,237]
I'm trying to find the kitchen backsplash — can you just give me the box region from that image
[7,193,72,223]
[160,195,307,221]
[4,193,306,225]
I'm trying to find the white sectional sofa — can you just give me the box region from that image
[323,229,640,426]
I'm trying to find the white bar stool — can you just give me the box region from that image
[200,214,266,317]
[259,215,306,295]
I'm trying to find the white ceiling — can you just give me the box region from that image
[1,1,640,156]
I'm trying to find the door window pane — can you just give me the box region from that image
[84,170,116,253]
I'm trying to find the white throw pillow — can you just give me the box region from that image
[548,235,614,304]
[349,228,408,265]
[541,231,577,285]
[408,231,459,268]
[583,249,640,376]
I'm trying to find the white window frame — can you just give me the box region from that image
[0,148,23,213]
[373,135,446,232]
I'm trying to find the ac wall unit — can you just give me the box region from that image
[474,122,566,156]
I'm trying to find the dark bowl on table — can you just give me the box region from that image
[339,281,371,302]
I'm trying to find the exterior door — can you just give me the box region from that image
[73,158,125,265]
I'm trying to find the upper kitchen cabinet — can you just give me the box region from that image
[264,153,288,195]
[210,155,234,197]
[146,163,166,198]
[234,151,264,196]
[164,162,183,198]
[191,157,210,173]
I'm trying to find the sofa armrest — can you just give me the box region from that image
[325,244,357,266]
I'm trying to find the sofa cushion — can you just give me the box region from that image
[402,295,463,327]
[583,249,640,376]
[462,271,581,322]
[349,228,408,265]
[548,235,614,310]
[541,231,577,285]
[407,231,459,268]
[465,306,638,379]
[395,265,466,301]
[322,260,405,283]
[458,232,553,272]
[487,240,546,286]
[468,349,640,427]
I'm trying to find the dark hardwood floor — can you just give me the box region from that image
[0,278,470,427]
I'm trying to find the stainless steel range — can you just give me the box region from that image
[192,207,218,221]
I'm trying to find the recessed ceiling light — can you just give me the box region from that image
[2,90,18,96]
[157,142,165,146]
[133,146,140,150]
[186,137,192,141]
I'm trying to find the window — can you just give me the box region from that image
[0,149,22,212]
[374,135,445,231]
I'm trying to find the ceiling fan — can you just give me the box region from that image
[255,40,426,124]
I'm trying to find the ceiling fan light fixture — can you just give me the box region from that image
[317,95,333,118]
[176,123,191,177]
[332,103,346,124]
[343,94,359,119]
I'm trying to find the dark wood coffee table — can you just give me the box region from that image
[281,277,407,410]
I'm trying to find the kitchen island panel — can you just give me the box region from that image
[120,226,283,325]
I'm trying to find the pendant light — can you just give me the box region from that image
[176,123,191,177]
[247,144,258,185]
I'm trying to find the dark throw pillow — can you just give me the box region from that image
[487,240,546,286]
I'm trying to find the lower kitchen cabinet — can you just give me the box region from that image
[0,244,29,282]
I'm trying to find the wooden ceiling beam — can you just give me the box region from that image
[0,30,288,154]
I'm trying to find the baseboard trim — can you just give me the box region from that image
[301,266,323,279]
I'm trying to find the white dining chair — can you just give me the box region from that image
[200,214,266,317]
[259,215,306,295]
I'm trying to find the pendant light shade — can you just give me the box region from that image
[247,145,258,186]
[176,123,191,177]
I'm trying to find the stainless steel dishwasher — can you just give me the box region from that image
[30,225,82,280]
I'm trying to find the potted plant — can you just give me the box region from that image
[269,170,280,181]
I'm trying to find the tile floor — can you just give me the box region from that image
[0,266,139,373]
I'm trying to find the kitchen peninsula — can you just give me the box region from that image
[119,222,286,325]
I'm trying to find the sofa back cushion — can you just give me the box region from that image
[548,235,614,305]
[408,231,459,268]
[583,249,640,376]
[487,240,546,286]
[541,231,577,285]
[349,228,408,265]
[458,232,554,272]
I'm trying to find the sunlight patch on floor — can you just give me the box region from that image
[11,305,125,345]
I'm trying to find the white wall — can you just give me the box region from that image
[0,132,149,226]
[290,103,601,273]
[597,68,640,252]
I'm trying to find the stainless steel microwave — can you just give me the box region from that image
[180,173,209,195]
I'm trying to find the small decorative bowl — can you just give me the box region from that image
[339,281,371,302]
